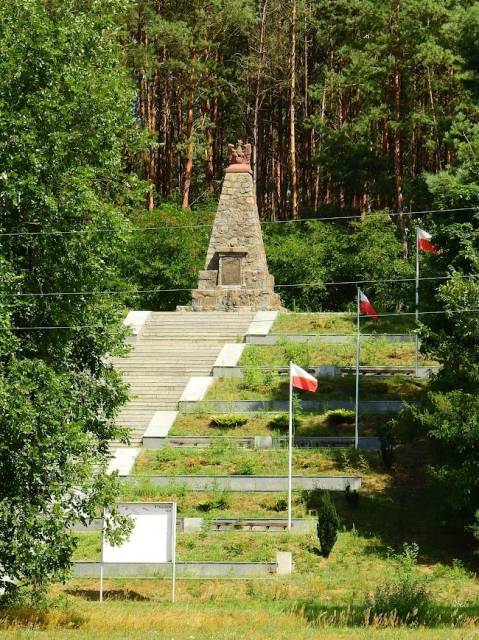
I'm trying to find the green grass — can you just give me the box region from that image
[273,312,418,335]
[2,595,478,640]
[240,339,435,368]
[204,374,425,402]
[131,444,382,477]
[117,484,311,517]
[170,412,387,437]
[7,441,479,639]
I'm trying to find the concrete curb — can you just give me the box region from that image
[245,333,416,345]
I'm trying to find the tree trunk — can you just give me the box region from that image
[253,0,268,185]
[289,0,298,219]
[181,61,195,209]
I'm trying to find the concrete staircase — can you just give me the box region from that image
[111,312,254,446]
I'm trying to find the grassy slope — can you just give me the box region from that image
[2,313,472,639]
[131,445,382,477]
[170,412,385,437]
[240,340,434,367]
[204,374,425,402]
[273,312,417,335]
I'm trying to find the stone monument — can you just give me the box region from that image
[190,141,281,311]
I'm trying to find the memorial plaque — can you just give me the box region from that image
[221,256,241,285]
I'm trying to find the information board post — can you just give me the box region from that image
[171,502,177,603]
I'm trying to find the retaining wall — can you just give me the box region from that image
[155,435,380,450]
[179,399,405,414]
[73,561,276,578]
[213,365,435,379]
[123,474,361,492]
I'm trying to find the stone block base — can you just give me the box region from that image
[190,287,282,312]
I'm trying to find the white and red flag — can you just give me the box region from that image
[290,363,318,393]
[359,290,378,321]
[417,228,439,254]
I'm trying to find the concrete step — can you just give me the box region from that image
[111,311,255,449]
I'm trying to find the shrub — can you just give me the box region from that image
[378,421,397,470]
[197,490,230,512]
[234,459,255,476]
[301,488,323,511]
[240,367,265,391]
[267,413,303,431]
[324,409,355,426]
[345,484,360,508]
[316,492,341,557]
[366,543,432,626]
[260,496,288,512]
[268,413,289,431]
[210,415,248,429]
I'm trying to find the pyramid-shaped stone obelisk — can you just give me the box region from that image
[191,141,281,311]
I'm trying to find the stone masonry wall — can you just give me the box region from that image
[190,171,281,311]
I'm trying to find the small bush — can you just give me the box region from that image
[234,459,255,476]
[366,543,432,626]
[260,496,288,512]
[378,421,397,471]
[316,492,341,557]
[268,413,289,430]
[345,484,360,508]
[301,488,323,511]
[272,498,288,512]
[210,415,248,429]
[267,412,303,432]
[324,409,355,426]
[366,578,432,626]
[240,367,265,391]
[197,489,230,512]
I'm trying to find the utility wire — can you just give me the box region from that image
[2,273,476,299]
[0,206,475,238]
[3,306,479,331]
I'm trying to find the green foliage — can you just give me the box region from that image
[267,414,289,431]
[378,421,397,471]
[316,492,341,558]
[0,0,136,596]
[345,485,360,508]
[412,391,479,517]
[366,543,432,626]
[197,489,230,513]
[210,415,248,429]
[323,409,355,426]
[120,204,214,310]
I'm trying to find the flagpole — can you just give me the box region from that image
[288,361,293,530]
[355,288,360,450]
[415,227,419,376]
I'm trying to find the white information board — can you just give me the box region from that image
[100,502,177,602]
[102,502,175,563]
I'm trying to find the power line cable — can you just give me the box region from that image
[3,306,479,331]
[3,273,476,299]
[0,206,475,238]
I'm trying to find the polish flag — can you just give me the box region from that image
[359,290,378,321]
[290,363,318,393]
[418,228,439,254]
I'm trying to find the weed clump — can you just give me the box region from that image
[365,543,432,626]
